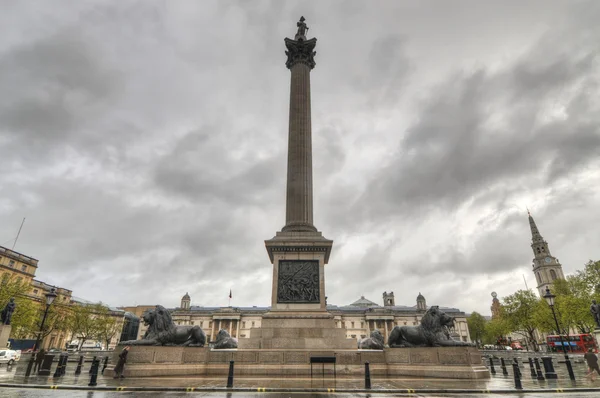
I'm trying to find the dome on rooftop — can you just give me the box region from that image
[349,296,379,307]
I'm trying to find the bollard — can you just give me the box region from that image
[101,356,109,375]
[74,355,84,375]
[89,356,97,374]
[563,355,576,381]
[528,357,537,378]
[53,355,64,378]
[513,358,522,378]
[25,354,35,377]
[512,362,523,390]
[500,357,508,376]
[60,354,68,376]
[541,356,557,379]
[534,358,545,381]
[365,361,372,389]
[226,360,234,388]
[488,357,496,375]
[88,359,100,387]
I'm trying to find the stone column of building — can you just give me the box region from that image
[529,212,565,296]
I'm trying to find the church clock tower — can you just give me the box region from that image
[529,212,565,296]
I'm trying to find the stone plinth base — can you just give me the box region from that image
[593,328,600,349]
[0,325,11,349]
[107,346,489,379]
[239,316,356,350]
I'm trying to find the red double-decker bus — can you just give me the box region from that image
[546,334,598,353]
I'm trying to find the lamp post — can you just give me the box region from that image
[33,288,57,352]
[543,287,575,380]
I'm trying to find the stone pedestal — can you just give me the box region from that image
[593,328,600,349]
[0,325,11,349]
[108,345,489,379]
[239,316,355,350]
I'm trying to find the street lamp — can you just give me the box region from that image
[543,286,575,380]
[34,287,57,352]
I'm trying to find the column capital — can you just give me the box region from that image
[284,37,317,69]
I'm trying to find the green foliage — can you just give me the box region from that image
[482,317,510,345]
[467,312,486,347]
[502,289,544,351]
[65,302,123,349]
[95,309,122,349]
[65,302,106,349]
[0,275,40,338]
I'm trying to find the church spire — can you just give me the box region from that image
[528,212,564,296]
[528,211,545,244]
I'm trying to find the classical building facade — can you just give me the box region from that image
[529,213,565,296]
[0,244,126,350]
[120,292,472,344]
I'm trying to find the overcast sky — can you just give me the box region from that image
[2,1,599,315]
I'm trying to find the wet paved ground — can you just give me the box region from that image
[1,353,599,396]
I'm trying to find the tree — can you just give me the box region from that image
[65,303,105,350]
[467,312,486,347]
[95,311,123,350]
[483,317,510,345]
[0,275,42,338]
[502,289,545,351]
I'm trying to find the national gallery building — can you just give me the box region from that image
[123,292,471,345]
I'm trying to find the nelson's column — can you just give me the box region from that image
[240,17,353,349]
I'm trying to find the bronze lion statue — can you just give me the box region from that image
[388,306,473,347]
[213,329,238,349]
[120,305,206,347]
[358,329,384,350]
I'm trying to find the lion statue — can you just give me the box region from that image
[213,329,238,349]
[358,329,384,350]
[388,306,473,348]
[120,305,206,347]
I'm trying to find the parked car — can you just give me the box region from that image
[0,350,21,365]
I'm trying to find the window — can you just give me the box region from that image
[208,322,212,328]
[9,260,15,268]
[190,321,194,325]
[242,321,246,328]
[33,289,38,294]
[200,321,203,327]
[21,265,27,272]
[550,270,557,281]
[361,322,364,328]
[251,321,255,328]
[351,322,355,328]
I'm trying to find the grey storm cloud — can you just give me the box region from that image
[1,1,599,314]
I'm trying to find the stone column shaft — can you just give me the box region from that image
[284,62,314,231]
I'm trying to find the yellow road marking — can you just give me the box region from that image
[116,387,125,391]
[186,387,195,392]
[49,386,58,390]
